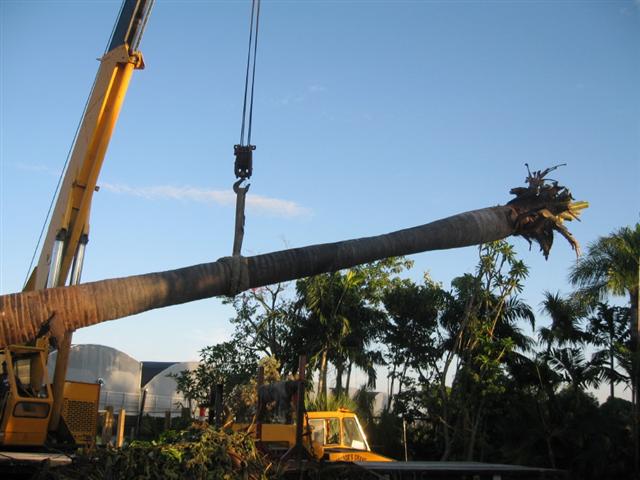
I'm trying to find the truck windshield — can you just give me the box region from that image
[342,416,367,450]
[308,417,342,446]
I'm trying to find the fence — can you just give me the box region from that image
[99,389,188,417]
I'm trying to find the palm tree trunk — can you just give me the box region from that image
[609,325,615,399]
[631,287,639,476]
[610,349,615,399]
[0,185,587,348]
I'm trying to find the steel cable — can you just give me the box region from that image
[239,0,261,146]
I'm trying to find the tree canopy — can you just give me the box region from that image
[173,226,636,479]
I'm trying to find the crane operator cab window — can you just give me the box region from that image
[13,358,33,397]
[0,349,51,422]
[10,355,47,399]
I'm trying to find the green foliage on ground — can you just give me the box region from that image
[45,424,281,480]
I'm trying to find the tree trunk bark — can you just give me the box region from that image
[345,360,353,394]
[0,197,581,348]
[610,339,615,400]
[334,363,344,396]
[387,363,397,412]
[398,363,409,396]
[318,348,328,402]
[630,286,639,476]
[466,398,485,461]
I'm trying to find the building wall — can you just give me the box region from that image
[48,344,194,416]
[142,361,198,415]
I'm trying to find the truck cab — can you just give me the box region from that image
[305,409,393,462]
[240,408,393,463]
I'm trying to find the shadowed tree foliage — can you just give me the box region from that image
[569,223,639,473]
[169,340,258,411]
[224,283,302,375]
[296,268,368,399]
[538,291,589,355]
[373,236,634,478]
[588,303,631,399]
[384,241,535,461]
[382,274,445,412]
[547,347,600,393]
[441,241,534,461]
[294,259,404,399]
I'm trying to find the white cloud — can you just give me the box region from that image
[308,84,327,94]
[276,84,327,106]
[101,183,311,218]
[12,162,58,176]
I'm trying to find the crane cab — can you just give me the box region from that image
[0,346,52,446]
[0,345,101,447]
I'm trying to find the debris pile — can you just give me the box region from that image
[44,425,280,480]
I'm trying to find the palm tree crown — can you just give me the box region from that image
[569,224,639,302]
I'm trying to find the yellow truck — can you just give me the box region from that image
[236,409,567,479]
[237,408,393,463]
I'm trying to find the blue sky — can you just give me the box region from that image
[1,0,638,394]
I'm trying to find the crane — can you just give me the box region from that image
[0,0,154,447]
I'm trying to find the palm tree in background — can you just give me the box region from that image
[547,347,600,394]
[588,303,631,399]
[538,291,589,354]
[569,223,639,473]
[295,270,359,400]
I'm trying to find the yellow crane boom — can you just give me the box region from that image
[0,0,153,446]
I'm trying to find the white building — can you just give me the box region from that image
[48,344,194,417]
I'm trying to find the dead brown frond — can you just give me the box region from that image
[507,164,588,259]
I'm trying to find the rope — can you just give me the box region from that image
[218,256,250,297]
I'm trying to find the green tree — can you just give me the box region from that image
[547,347,600,393]
[569,223,640,472]
[441,241,534,461]
[170,340,258,411]
[225,283,302,375]
[538,291,589,354]
[339,258,411,394]
[385,241,534,462]
[382,274,445,412]
[502,352,563,468]
[295,259,405,400]
[295,269,363,400]
[588,303,631,399]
